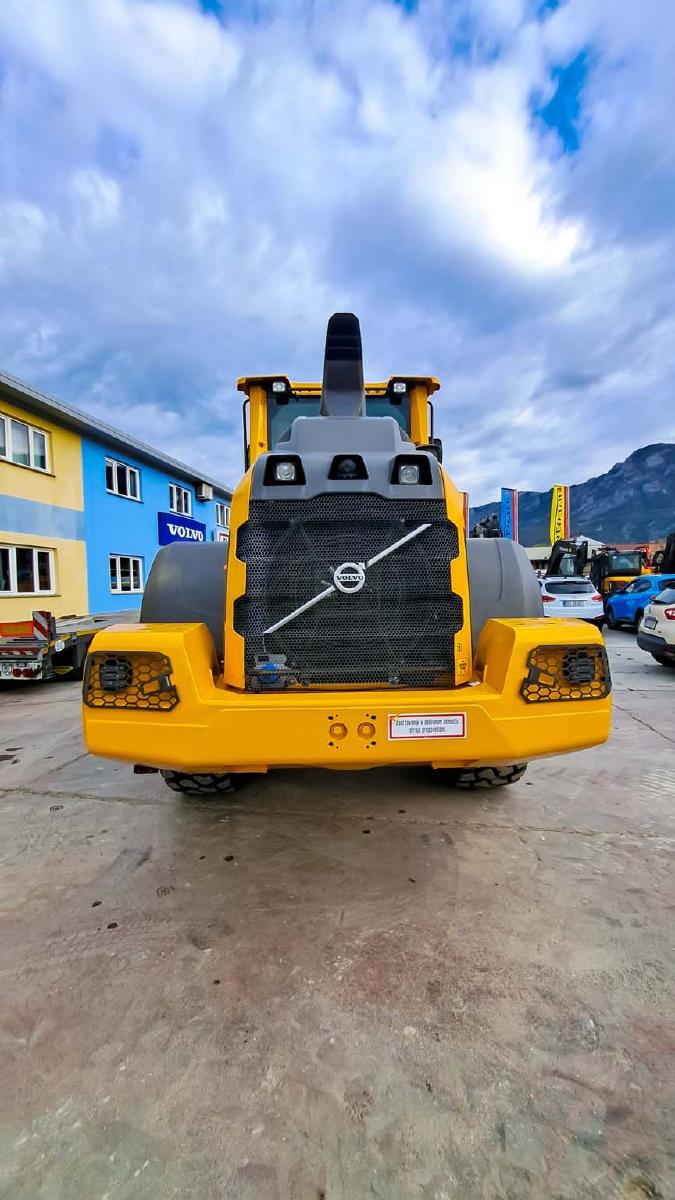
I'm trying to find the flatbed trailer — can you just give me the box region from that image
[0,610,138,683]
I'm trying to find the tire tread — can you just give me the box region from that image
[161,771,234,795]
[435,764,527,789]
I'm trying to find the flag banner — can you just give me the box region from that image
[549,485,570,543]
[500,488,519,541]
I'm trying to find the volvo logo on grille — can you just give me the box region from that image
[333,561,366,593]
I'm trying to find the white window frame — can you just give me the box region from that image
[0,544,56,595]
[0,412,51,473]
[169,483,192,517]
[215,502,230,529]
[109,554,144,594]
[105,457,141,501]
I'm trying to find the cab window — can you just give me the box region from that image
[268,395,321,448]
[267,392,411,448]
[609,552,642,572]
[364,394,411,432]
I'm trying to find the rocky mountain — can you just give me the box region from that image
[468,444,675,545]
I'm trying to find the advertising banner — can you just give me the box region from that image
[158,512,207,546]
[549,485,570,543]
[500,488,519,541]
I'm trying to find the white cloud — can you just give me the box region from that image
[71,169,121,225]
[0,201,48,276]
[0,0,673,500]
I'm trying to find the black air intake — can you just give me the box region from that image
[320,312,365,418]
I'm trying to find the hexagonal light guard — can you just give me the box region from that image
[83,652,179,711]
[520,644,611,703]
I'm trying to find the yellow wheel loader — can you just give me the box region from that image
[589,546,651,598]
[82,315,611,794]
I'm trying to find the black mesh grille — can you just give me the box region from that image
[234,495,462,689]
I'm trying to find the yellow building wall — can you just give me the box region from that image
[1,398,87,621]
[0,530,88,621]
[0,397,84,510]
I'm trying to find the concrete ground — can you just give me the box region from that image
[1,630,674,1200]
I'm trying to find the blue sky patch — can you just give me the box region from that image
[95,126,139,176]
[533,49,591,152]
[536,0,563,17]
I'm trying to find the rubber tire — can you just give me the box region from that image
[434,764,528,789]
[653,654,675,669]
[466,540,544,652]
[605,605,619,630]
[634,609,644,631]
[141,541,229,658]
[161,770,239,796]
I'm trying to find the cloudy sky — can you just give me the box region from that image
[0,0,673,502]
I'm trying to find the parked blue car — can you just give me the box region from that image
[605,573,675,629]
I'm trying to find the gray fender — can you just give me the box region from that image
[466,539,543,653]
[140,542,228,658]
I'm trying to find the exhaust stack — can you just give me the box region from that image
[320,313,365,417]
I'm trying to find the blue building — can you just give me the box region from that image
[0,367,231,618]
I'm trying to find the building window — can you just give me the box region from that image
[215,502,230,529]
[105,457,140,500]
[169,484,192,516]
[0,413,50,472]
[109,555,143,594]
[0,544,55,594]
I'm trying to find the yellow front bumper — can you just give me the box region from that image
[82,618,611,773]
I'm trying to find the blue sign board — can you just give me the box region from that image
[158,511,207,546]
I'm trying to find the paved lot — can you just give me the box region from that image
[1,630,674,1199]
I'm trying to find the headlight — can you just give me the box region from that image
[272,380,287,393]
[398,463,420,485]
[563,650,596,684]
[275,461,297,482]
[263,455,306,486]
[392,381,407,393]
[100,656,133,692]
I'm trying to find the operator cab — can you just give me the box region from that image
[590,547,649,595]
[239,375,440,468]
[606,551,645,574]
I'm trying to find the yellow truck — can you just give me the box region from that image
[82,315,611,795]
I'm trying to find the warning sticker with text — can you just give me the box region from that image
[388,713,466,741]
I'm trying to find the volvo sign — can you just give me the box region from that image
[333,561,366,593]
[158,512,207,546]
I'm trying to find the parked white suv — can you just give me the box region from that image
[539,576,604,626]
[637,584,675,667]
